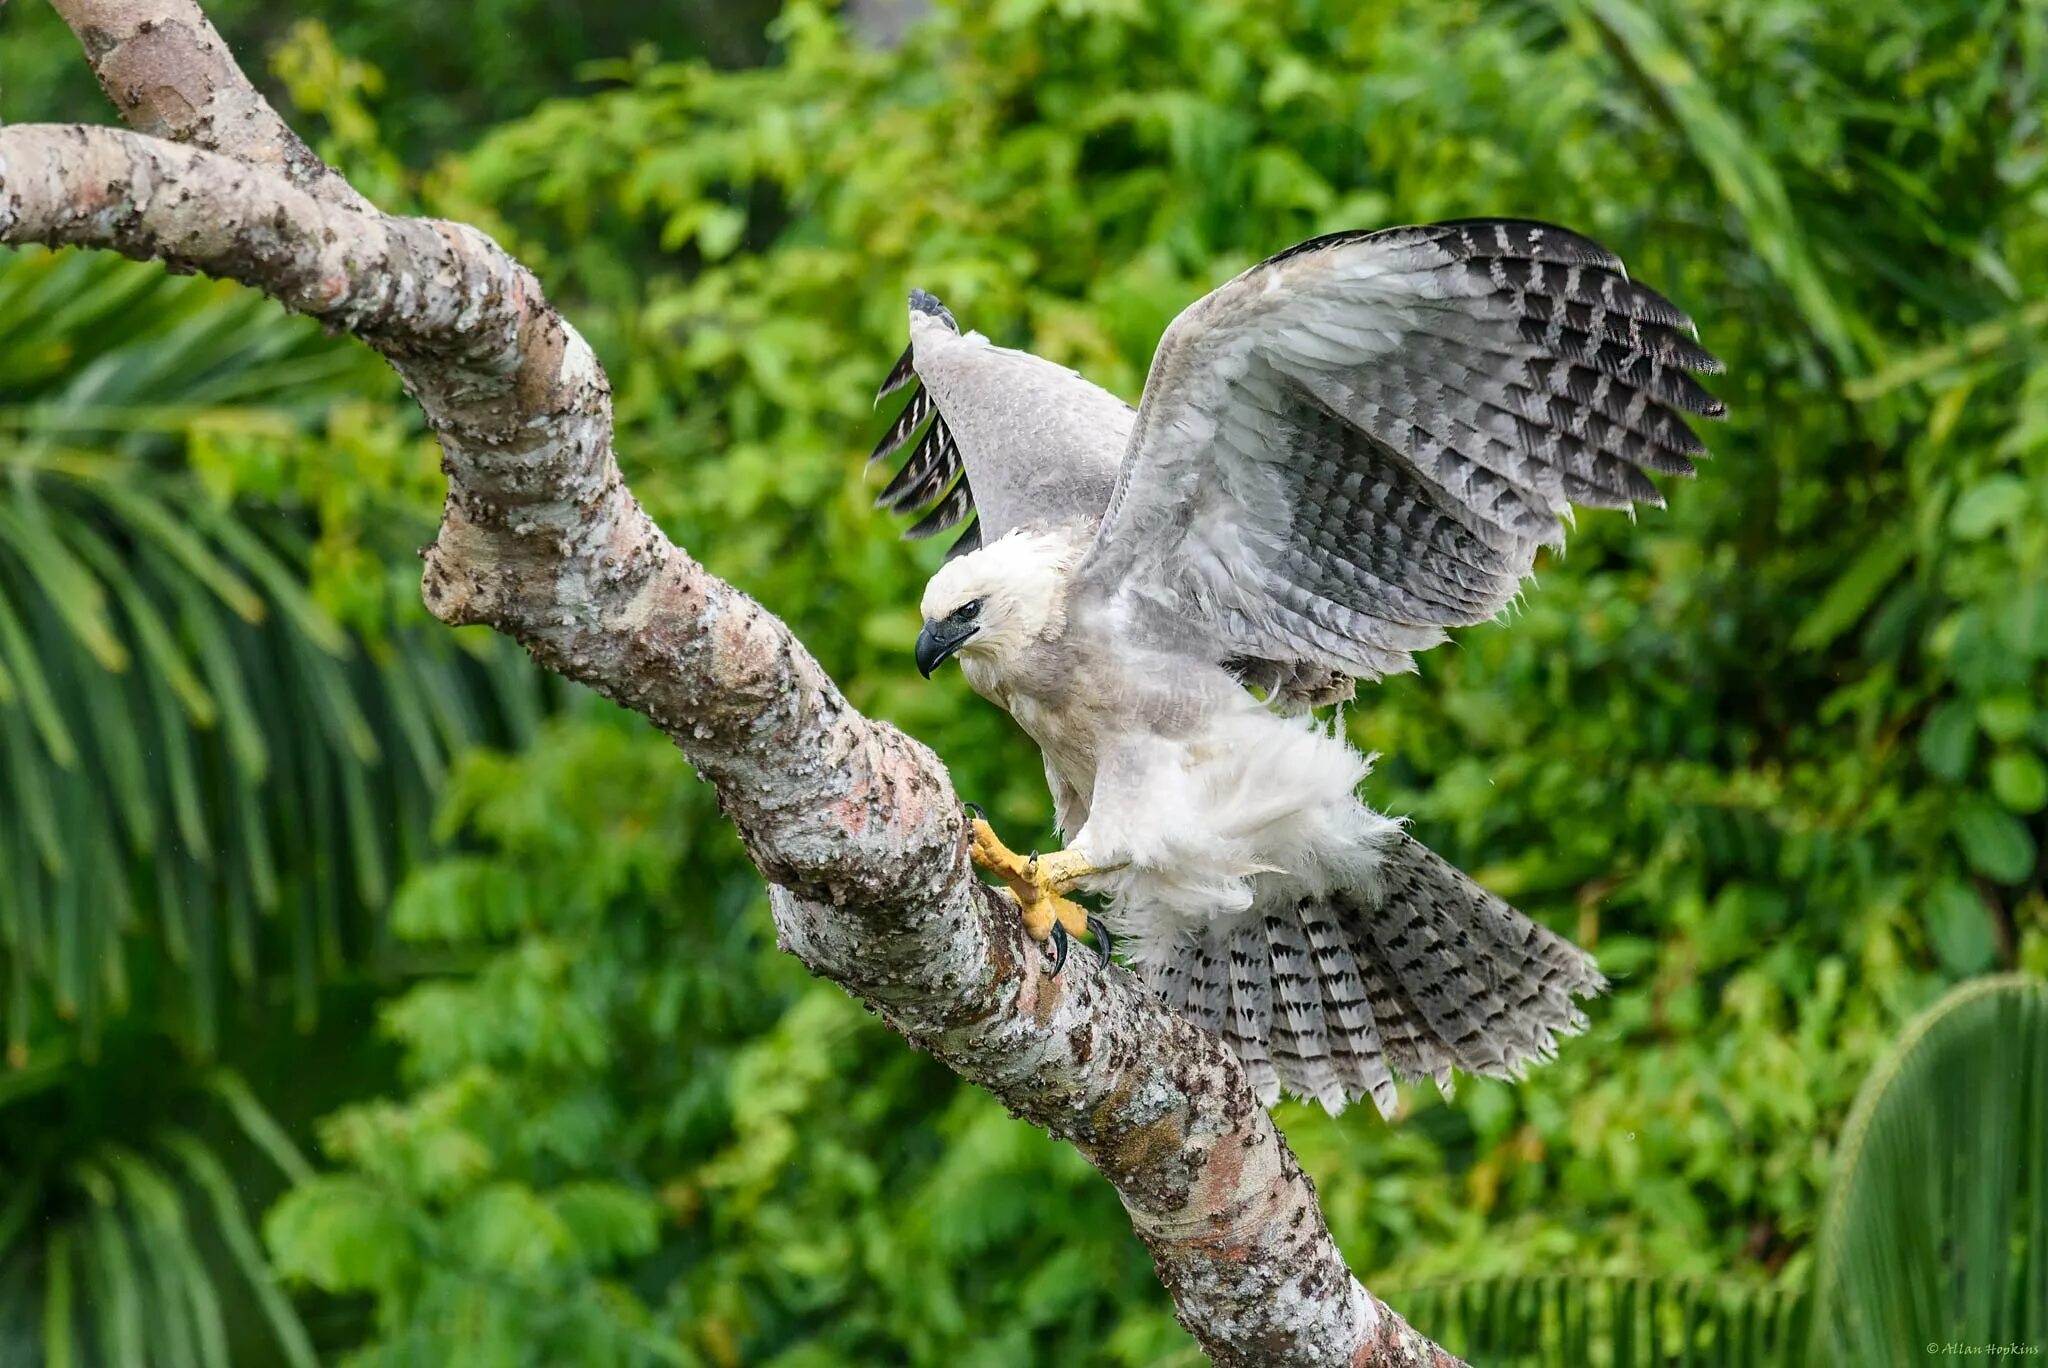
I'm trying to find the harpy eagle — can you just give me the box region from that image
[864,220,1724,1117]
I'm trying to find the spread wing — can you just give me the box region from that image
[867,291,1129,557]
[1077,219,1726,681]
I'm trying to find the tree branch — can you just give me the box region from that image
[46,0,370,211]
[1,6,1466,1362]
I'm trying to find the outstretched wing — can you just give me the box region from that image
[867,291,1129,555]
[1077,219,1726,680]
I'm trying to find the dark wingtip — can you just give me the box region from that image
[874,342,918,404]
[943,515,981,563]
[908,288,958,331]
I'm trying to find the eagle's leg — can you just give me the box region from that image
[966,815,1091,939]
[965,813,1104,969]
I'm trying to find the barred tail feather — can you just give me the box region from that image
[1225,921,1279,1103]
[1299,901,1398,1116]
[1184,935,1230,1036]
[1359,836,1604,1084]
[1267,913,1347,1112]
[1145,833,1604,1118]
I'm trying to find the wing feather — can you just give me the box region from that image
[875,418,961,513]
[1078,218,1724,680]
[866,379,934,468]
[866,295,986,555]
[903,480,975,540]
[863,290,1128,550]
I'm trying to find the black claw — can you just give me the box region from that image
[961,801,988,824]
[1046,922,1069,977]
[1086,915,1115,977]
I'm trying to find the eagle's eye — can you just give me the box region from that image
[952,598,984,624]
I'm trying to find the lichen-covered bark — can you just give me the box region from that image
[48,0,370,211]
[0,5,1470,1362]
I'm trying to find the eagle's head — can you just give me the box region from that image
[914,529,1077,678]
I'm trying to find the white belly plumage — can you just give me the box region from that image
[1067,704,1401,964]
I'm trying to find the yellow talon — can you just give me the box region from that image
[968,816,1094,942]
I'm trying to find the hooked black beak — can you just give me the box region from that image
[915,617,978,678]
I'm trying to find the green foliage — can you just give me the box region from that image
[0,0,781,159]
[1387,976,2048,1366]
[243,0,2047,1360]
[256,720,763,1366]
[0,36,551,1359]
[4,0,2046,1363]
[0,242,548,1361]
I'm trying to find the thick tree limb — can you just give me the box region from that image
[0,6,1465,1363]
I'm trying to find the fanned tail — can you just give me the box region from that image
[1144,833,1605,1118]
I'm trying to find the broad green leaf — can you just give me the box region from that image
[1953,797,2039,884]
[264,1177,420,1296]
[1948,475,2031,541]
[1978,694,2038,743]
[1813,978,2048,1361]
[1991,750,2048,815]
[1924,880,1998,976]
[549,1182,662,1267]
[1917,700,1977,782]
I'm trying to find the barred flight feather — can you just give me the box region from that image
[875,418,961,512]
[904,480,974,540]
[868,296,982,560]
[942,515,982,563]
[1084,216,1726,681]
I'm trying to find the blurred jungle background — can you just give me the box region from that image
[1,0,2044,1364]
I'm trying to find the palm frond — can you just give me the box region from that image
[1811,974,2048,1362]
[0,246,548,1056]
[1389,1273,1810,1367]
[0,1063,312,1368]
